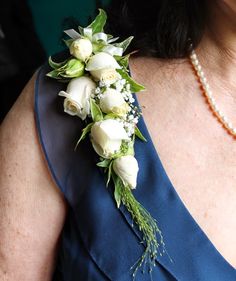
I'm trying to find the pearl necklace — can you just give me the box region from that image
[189,49,236,137]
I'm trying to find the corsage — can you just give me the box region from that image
[47,9,166,279]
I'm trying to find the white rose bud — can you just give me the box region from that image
[113,155,139,189]
[100,88,129,116]
[59,76,96,120]
[90,68,121,85]
[86,52,121,85]
[69,38,93,61]
[90,119,129,158]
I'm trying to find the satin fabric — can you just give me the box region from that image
[34,61,236,281]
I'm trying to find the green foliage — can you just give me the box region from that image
[135,127,147,142]
[90,98,104,122]
[111,140,135,159]
[120,185,165,279]
[48,56,68,69]
[103,113,120,120]
[74,122,93,150]
[115,54,130,70]
[87,8,107,34]
[106,161,113,186]
[114,36,134,53]
[47,58,85,79]
[97,158,111,168]
[117,69,146,93]
[92,42,106,53]
[63,38,74,48]
[113,174,123,208]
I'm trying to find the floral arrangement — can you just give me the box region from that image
[47,9,165,279]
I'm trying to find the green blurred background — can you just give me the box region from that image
[27,0,110,56]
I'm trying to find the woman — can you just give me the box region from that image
[0,0,236,280]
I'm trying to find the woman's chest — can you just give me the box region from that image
[137,86,236,269]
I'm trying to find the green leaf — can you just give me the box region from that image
[106,161,113,187]
[117,69,146,93]
[92,42,106,53]
[74,123,93,150]
[135,126,147,142]
[115,54,130,69]
[114,36,134,53]
[113,174,123,208]
[126,140,135,155]
[97,159,110,168]
[103,113,120,120]
[63,39,74,48]
[63,59,85,77]
[90,98,103,122]
[48,56,68,70]
[87,9,107,34]
[46,69,62,79]
[78,26,84,35]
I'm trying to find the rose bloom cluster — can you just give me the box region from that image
[58,37,139,189]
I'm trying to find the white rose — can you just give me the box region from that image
[86,52,121,71]
[90,119,129,158]
[85,52,121,84]
[90,68,121,85]
[113,155,139,189]
[69,38,93,61]
[59,76,96,120]
[99,88,129,116]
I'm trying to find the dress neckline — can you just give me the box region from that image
[133,91,236,272]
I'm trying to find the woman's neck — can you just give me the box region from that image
[196,1,236,87]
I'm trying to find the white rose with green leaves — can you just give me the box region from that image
[90,119,129,158]
[59,76,96,120]
[86,52,121,84]
[113,155,139,189]
[69,38,93,61]
[99,88,129,116]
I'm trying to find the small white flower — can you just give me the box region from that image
[99,88,129,116]
[114,80,124,92]
[69,38,93,61]
[90,119,129,158]
[121,79,126,85]
[59,76,96,120]
[128,114,134,121]
[126,83,131,91]
[129,97,135,103]
[113,155,139,189]
[95,87,101,94]
[99,81,106,88]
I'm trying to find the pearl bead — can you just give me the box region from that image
[190,50,236,138]
[196,65,202,72]
[227,122,233,130]
[191,53,197,60]
[218,111,224,118]
[222,116,228,123]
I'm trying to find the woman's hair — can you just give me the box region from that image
[105,0,208,59]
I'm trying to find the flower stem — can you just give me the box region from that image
[119,185,166,279]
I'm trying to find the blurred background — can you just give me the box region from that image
[0,0,109,122]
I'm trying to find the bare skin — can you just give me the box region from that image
[129,1,236,269]
[0,74,68,280]
[130,55,236,269]
[1,1,236,279]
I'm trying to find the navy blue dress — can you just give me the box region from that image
[34,62,236,281]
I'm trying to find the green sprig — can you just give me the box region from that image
[113,175,166,279]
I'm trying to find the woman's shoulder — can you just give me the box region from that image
[0,72,67,279]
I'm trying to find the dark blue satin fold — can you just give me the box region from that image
[34,62,236,281]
